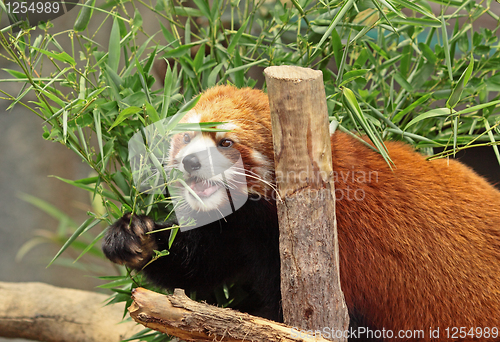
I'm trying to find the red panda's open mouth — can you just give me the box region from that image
[188,178,221,198]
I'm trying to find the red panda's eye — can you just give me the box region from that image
[219,138,233,148]
[183,133,191,144]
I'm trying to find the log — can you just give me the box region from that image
[264,66,349,338]
[129,287,336,342]
[0,281,141,342]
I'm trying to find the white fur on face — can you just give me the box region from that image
[173,133,246,212]
[215,123,240,142]
[183,111,201,123]
[175,134,217,171]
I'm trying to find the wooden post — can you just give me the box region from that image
[264,66,349,340]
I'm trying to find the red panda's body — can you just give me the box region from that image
[103,86,500,341]
[332,131,500,339]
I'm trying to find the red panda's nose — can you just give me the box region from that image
[182,153,202,173]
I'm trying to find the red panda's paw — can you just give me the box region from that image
[102,213,158,270]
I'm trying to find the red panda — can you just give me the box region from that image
[103,85,500,341]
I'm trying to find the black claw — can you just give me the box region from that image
[102,214,157,269]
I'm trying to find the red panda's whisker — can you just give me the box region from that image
[232,169,278,194]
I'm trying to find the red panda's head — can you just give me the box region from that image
[168,86,276,213]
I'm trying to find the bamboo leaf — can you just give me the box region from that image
[161,61,174,120]
[108,106,142,131]
[93,109,105,171]
[62,110,68,144]
[225,59,266,74]
[207,64,223,88]
[98,277,135,289]
[441,13,453,81]
[387,16,441,27]
[192,0,211,23]
[74,223,107,262]
[483,118,500,166]
[311,0,355,60]
[393,72,414,92]
[342,87,392,166]
[30,47,76,66]
[389,0,435,19]
[164,95,201,132]
[405,108,452,129]
[371,0,398,33]
[52,176,119,201]
[47,218,95,267]
[131,9,143,33]
[108,18,121,73]
[454,100,500,116]
[164,43,199,58]
[446,57,474,110]
[2,68,28,79]
[227,17,249,56]
[392,93,432,123]
[339,69,370,87]
[74,0,95,32]
[173,6,203,17]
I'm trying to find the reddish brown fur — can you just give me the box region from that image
[181,85,500,341]
[332,133,500,340]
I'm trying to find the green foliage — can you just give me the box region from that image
[1,0,500,340]
[15,193,109,273]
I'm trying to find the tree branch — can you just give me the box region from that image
[0,281,141,342]
[129,287,338,342]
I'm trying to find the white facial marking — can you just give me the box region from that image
[184,111,201,124]
[251,149,270,166]
[176,134,216,165]
[215,123,240,142]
